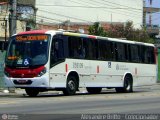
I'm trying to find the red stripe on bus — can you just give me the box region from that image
[135,68,137,75]
[97,66,99,73]
[17,30,48,35]
[4,66,45,78]
[88,35,96,39]
[65,64,68,72]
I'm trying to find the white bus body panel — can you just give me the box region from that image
[5,59,156,89]
[49,58,157,88]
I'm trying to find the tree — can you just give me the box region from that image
[124,21,134,39]
[107,24,125,38]
[88,21,154,43]
[107,21,154,43]
[88,22,107,37]
[133,27,154,43]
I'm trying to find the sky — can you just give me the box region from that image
[146,0,160,26]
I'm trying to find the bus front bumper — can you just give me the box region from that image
[4,74,50,88]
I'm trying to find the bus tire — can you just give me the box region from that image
[63,76,77,96]
[25,88,39,97]
[86,87,102,94]
[115,76,133,93]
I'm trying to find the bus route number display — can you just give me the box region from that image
[16,35,48,41]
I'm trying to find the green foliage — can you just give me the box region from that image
[88,21,154,43]
[107,24,125,38]
[88,22,107,37]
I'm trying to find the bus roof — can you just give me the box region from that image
[16,29,155,47]
[61,31,154,47]
[17,30,49,35]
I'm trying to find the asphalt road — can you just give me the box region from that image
[0,84,160,120]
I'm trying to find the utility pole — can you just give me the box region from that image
[0,19,7,51]
[9,0,17,37]
[4,19,7,50]
[149,0,153,27]
[111,13,112,25]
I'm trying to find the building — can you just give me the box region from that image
[143,0,160,37]
[35,0,144,32]
[0,0,37,50]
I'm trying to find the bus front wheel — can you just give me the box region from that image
[63,76,77,95]
[115,76,133,93]
[86,87,102,94]
[25,88,39,97]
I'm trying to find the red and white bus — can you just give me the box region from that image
[4,30,157,96]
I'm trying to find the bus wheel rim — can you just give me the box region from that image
[68,80,75,90]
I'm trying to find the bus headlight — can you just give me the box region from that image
[37,67,46,77]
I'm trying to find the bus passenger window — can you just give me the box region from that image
[130,45,139,63]
[150,47,155,64]
[116,43,126,61]
[90,40,99,60]
[78,44,85,59]
[68,36,87,59]
[53,41,58,61]
[50,38,64,67]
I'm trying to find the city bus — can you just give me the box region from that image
[4,29,157,97]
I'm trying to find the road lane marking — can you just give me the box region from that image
[0,101,17,105]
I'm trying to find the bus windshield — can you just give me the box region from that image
[5,34,50,67]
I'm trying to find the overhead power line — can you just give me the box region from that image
[35,15,64,23]
[101,0,142,12]
[88,0,142,15]
[38,9,93,23]
[36,0,152,27]
[68,0,142,18]
[36,4,142,10]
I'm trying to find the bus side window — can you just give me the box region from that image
[116,43,126,61]
[130,45,139,63]
[68,36,79,58]
[99,40,106,60]
[77,38,86,59]
[143,46,149,64]
[124,44,128,61]
[82,38,89,59]
[50,37,64,67]
[105,41,112,61]
[140,46,145,63]
[128,44,131,62]
[150,47,155,64]
[89,39,99,60]
[50,40,56,66]
[68,36,85,59]
[114,43,118,61]
[145,47,155,64]
[138,45,145,63]
[110,42,115,61]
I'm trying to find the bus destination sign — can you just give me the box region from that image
[16,35,48,41]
